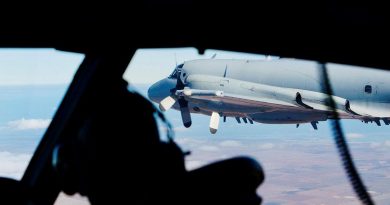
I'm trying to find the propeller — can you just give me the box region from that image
[159,67,192,128]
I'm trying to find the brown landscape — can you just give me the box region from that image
[178,133,390,205]
[53,132,390,205]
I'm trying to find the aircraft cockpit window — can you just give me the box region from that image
[168,69,178,79]
[0,49,84,180]
[365,85,372,93]
[177,63,184,69]
[168,64,184,79]
[123,48,390,204]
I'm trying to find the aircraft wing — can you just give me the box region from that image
[176,87,351,116]
[179,87,390,126]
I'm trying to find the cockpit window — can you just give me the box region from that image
[168,69,178,79]
[123,49,390,204]
[0,49,84,180]
[177,63,184,68]
[168,64,184,79]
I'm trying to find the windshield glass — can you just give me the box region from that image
[169,68,178,79]
[168,64,184,79]
[0,49,84,180]
[124,48,390,205]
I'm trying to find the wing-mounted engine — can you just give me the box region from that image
[295,92,313,109]
[292,90,361,118]
[158,68,193,128]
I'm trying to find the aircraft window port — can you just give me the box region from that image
[365,85,372,94]
[169,69,178,79]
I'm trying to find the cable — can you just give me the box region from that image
[319,62,374,205]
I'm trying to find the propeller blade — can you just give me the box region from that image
[209,112,220,134]
[311,121,318,130]
[179,98,192,128]
[159,96,176,111]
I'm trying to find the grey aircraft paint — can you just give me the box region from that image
[148,58,390,133]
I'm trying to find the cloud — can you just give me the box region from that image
[173,126,189,132]
[198,145,220,152]
[219,140,243,147]
[7,118,51,130]
[367,190,378,195]
[343,195,356,200]
[0,151,31,180]
[258,143,275,150]
[54,193,90,205]
[368,141,390,149]
[346,133,365,139]
[370,142,381,148]
[175,137,203,147]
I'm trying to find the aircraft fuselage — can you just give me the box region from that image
[148,59,390,132]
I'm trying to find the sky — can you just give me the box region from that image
[0,49,84,85]
[0,48,390,204]
[123,47,273,84]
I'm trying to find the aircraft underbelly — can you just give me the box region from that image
[187,95,293,114]
[185,75,381,122]
[182,93,326,122]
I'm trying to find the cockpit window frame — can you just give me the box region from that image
[168,63,184,79]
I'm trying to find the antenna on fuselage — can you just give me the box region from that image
[211,53,217,59]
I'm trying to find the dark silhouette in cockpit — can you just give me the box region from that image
[56,79,264,205]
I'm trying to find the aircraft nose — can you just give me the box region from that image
[147,78,176,103]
